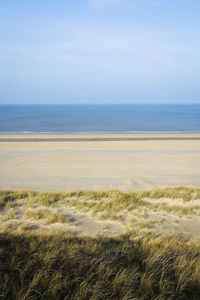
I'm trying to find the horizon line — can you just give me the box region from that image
[1,103,200,106]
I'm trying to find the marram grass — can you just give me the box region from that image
[1,187,200,299]
[0,232,200,300]
[1,186,200,218]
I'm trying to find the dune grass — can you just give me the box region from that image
[1,188,200,299]
[1,187,200,223]
[24,209,47,220]
[1,186,200,208]
[45,212,72,225]
[0,232,200,300]
[23,209,74,226]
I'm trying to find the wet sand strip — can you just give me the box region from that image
[1,137,200,142]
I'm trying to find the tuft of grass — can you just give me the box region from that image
[0,190,36,208]
[134,186,200,201]
[24,209,74,225]
[24,209,47,220]
[2,209,17,222]
[45,213,71,225]
[0,222,18,233]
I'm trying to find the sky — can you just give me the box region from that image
[0,0,200,104]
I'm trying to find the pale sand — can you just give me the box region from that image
[0,133,200,191]
[1,196,200,240]
[0,204,125,237]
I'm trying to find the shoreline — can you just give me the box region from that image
[1,132,200,142]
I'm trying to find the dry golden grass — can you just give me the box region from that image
[0,187,200,299]
[0,232,200,299]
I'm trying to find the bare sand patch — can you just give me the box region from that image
[0,202,126,237]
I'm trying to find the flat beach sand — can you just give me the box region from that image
[0,133,200,191]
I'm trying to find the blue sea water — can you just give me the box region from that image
[0,104,200,133]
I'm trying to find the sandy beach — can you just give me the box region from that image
[0,133,200,191]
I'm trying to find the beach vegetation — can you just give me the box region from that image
[45,212,72,224]
[0,232,200,299]
[0,188,200,298]
[1,187,200,222]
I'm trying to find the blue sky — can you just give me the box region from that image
[0,0,200,104]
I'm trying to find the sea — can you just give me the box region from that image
[0,104,200,133]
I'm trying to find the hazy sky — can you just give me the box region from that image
[1,0,200,104]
